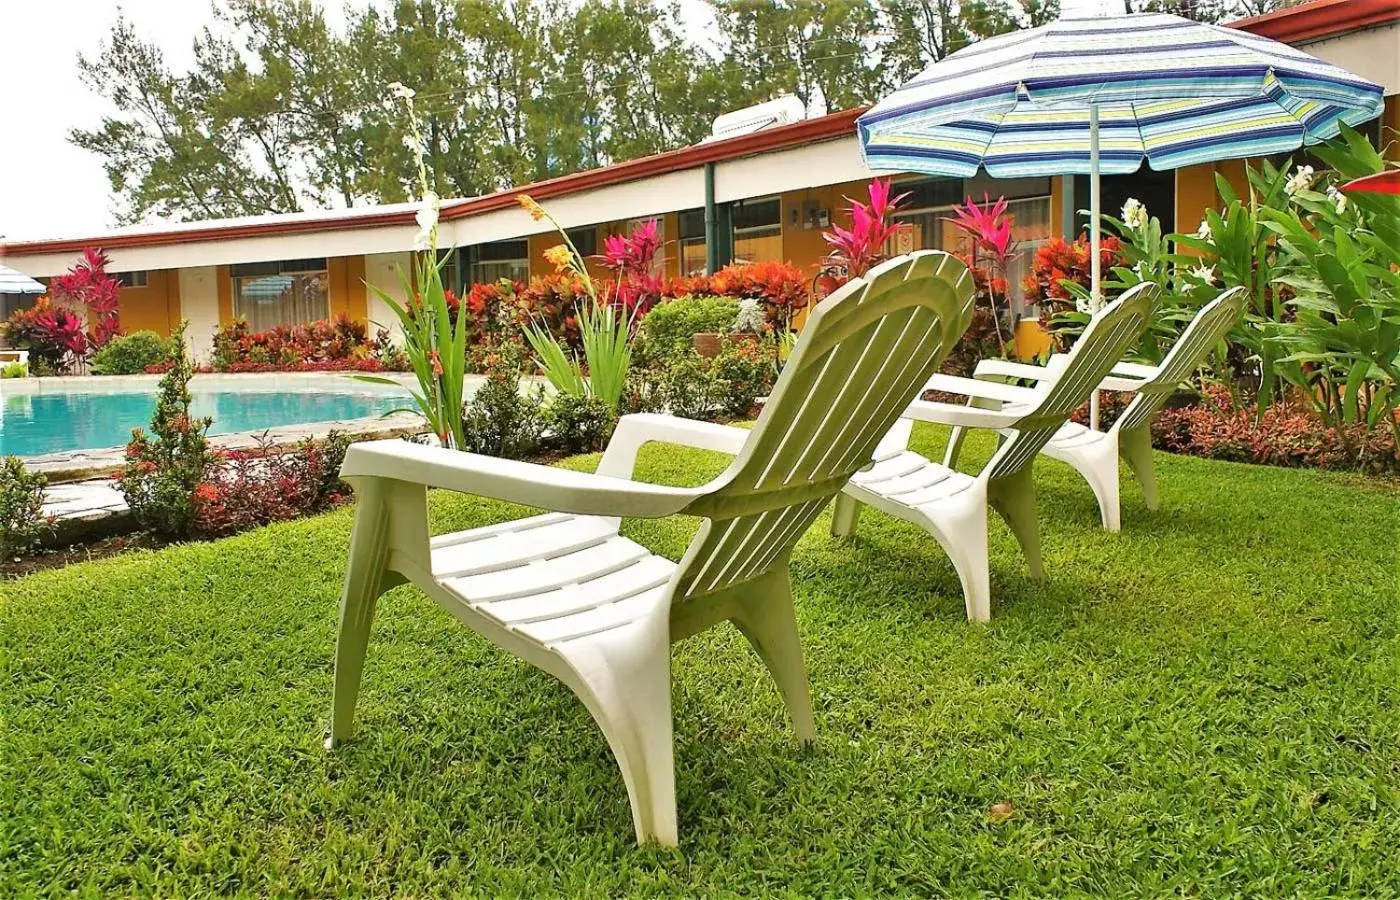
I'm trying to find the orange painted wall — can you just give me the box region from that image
[117,269,181,336]
[216,265,233,326]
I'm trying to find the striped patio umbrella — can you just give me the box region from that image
[858,11,1384,303]
[0,262,46,295]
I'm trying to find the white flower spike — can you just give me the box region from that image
[1120,197,1148,230]
[1285,164,1315,196]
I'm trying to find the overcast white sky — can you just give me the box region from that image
[0,0,720,243]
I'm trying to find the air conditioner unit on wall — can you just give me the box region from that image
[705,95,807,143]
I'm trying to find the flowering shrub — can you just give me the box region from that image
[210,316,408,372]
[2,248,126,374]
[1152,386,1400,476]
[1,457,53,559]
[948,195,1020,357]
[190,432,352,538]
[116,330,216,538]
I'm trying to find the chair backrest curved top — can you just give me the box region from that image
[985,282,1159,481]
[1116,286,1248,433]
[671,250,974,603]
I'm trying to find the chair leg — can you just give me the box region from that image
[1058,438,1122,532]
[729,570,817,744]
[922,487,993,622]
[567,637,678,846]
[327,480,393,750]
[1120,427,1158,511]
[942,424,968,468]
[830,493,862,538]
[988,468,1043,579]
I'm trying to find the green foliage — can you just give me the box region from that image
[544,394,617,455]
[635,295,740,365]
[2,425,1397,894]
[115,323,216,538]
[460,347,546,460]
[0,457,50,559]
[90,330,178,375]
[1258,128,1400,443]
[0,362,26,379]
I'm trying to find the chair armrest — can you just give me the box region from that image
[1110,361,1159,381]
[595,413,751,480]
[922,372,1041,404]
[972,358,1056,383]
[903,399,1026,430]
[341,439,704,518]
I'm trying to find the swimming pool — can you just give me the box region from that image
[2,384,413,457]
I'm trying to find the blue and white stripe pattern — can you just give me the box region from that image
[0,263,45,295]
[858,13,1385,177]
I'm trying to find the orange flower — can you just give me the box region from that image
[543,243,573,272]
[516,194,546,221]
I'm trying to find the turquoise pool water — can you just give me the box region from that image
[2,389,410,457]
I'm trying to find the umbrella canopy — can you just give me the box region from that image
[858,12,1384,178]
[0,262,46,295]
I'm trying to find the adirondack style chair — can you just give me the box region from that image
[324,250,973,846]
[831,283,1158,623]
[949,286,1248,531]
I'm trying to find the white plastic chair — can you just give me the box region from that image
[831,283,1158,623]
[324,250,973,846]
[950,286,1248,531]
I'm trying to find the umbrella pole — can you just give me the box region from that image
[1089,102,1102,431]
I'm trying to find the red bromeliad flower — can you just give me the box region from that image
[822,179,910,279]
[946,195,1017,267]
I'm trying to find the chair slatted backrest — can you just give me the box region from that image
[672,251,974,603]
[1116,287,1248,434]
[984,283,1159,481]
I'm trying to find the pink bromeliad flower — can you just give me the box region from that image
[821,178,910,280]
[946,194,1016,266]
[601,219,661,279]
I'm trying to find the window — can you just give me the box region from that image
[891,182,1052,318]
[114,270,148,288]
[731,196,782,264]
[471,240,529,283]
[436,250,459,294]
[230,258,329,330]
[565,227,598,258]
[678,209,707,276]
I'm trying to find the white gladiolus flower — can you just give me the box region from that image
[1326,184,1348,214]
[388,81,416,101]
[1192,264,1216,283]
[412,191,440,251]
[1120,197,1148,230]
[1284,164,1315,196]
[1195,219,1212,240]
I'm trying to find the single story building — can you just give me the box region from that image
[3,0,1397,362]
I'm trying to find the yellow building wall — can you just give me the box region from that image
[216,265,233,327]
[117,269,181,336]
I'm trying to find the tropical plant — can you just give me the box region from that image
[822,178,910,280]
[460,343,547,460]
[1259,127,1400,444]
[0,457,52,559]
[358,83,469,449]
[946,194,1018,356]
[519,195,640,411]
[50,247,122,352]
[2,299,88,375]
[635,295,741,365]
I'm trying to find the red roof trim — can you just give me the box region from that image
[1229,0,1400,43]
[2,108,865,257]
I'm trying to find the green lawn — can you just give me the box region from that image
[3,425,1398,895]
